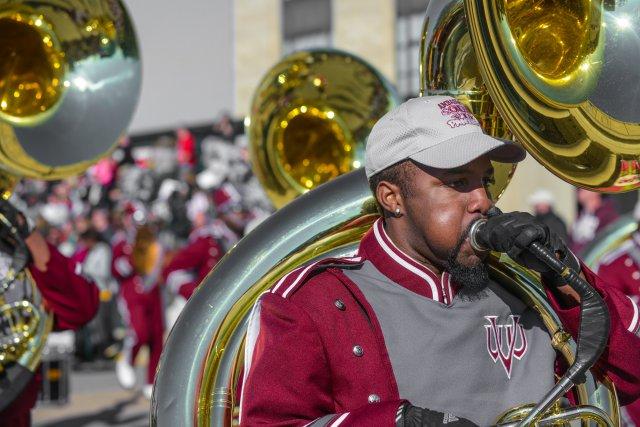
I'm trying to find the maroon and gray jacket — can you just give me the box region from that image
[240,219,640,426]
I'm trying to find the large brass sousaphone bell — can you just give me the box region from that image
[153,1,640,425]
[0,0,140,178]
[249,49,398,208]
[0,0,140,411]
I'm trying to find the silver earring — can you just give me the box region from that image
[395,207,401,217]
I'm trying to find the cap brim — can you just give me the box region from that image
[409,132,526,169]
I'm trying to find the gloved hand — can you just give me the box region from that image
[479,211,580,286]
[0,198,31,239]
[396,403,478,427]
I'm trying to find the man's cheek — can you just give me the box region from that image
[431,212,462,244]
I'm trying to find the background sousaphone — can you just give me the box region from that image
[0,0,140,411]
[153,0,640,425]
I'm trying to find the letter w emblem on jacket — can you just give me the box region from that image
[484,315,528,379]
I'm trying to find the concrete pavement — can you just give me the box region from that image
[33,366,150,427]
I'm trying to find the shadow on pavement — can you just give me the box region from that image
[37,394,148,427]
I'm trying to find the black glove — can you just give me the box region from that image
[479,211,579,286]
[396,403,478,427]
[0,198,32,272]
[0,198,31,239]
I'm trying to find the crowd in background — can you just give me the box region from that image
[13,113,273,386]
[14,111,640,400]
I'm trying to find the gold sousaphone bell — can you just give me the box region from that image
[0,0,140,411]
[248,49,399,208]
[153,1,640,425]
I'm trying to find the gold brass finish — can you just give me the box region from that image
[496,403,614,426]
[420,1,516,201]
[500,0,604,106]
[248,49,398,208]
[271,106,350,192]
[0,0,141,180]
[0,271,53,373]
[0,10,66,125]
[465,0,640,192]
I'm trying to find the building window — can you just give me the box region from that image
[396,0,429,99]
[282,0,332,55]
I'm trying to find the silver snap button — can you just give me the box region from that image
[353,345,364,357]
[368,394,380,403]
[334,299,346,311]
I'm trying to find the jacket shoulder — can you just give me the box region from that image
[269,256,364,300]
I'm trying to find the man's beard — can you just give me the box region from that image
[444,222,490,301]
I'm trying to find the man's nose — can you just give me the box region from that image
[468,185,493,215]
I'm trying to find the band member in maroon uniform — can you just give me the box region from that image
[240,97,640,426]
[596,208,640,426]
[163,198,224,300]
[112,224,164,400]
[569,189,619,255]
[0,202,99,427]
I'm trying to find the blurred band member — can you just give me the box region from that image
[112,224,164,400]
[75,229,119,360]
[0,201,99,427]
[163,193,224,301]
[570,189,619,255]
[596,202,640,426]
[528,189,569,243]
[212,182,244,248]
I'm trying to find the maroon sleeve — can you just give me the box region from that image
[240,293,403,426]
[596,260,635,296]
[28,242,99,331]
[545,262,640,404]
[162,238,208,281]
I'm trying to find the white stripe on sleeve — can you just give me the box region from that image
[328,413,350,427]
[627,295,639,335]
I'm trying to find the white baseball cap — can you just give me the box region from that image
[364,96,525,178]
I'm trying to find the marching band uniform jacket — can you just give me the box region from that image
[597,231,640,303]
[596,232,640,426]
[240,219,640,426]
[0,243,100,427]
[111,234,165,386]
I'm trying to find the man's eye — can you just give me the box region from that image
[448,179,467,188]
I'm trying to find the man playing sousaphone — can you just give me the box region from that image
[239,97,640,426]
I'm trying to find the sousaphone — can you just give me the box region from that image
[153,1,640,425]
[0,0,141,411]
[248,49,399,208]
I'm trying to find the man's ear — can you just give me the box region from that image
[376,181,403,216]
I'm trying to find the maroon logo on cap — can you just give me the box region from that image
[438,99,479,128]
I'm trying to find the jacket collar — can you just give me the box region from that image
[358,218,456,305]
